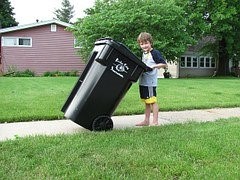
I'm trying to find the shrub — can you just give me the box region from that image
[5,69,35,77]
[16,69,35,77]
[43,70,78,77]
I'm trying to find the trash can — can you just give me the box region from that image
[61,38,148,131]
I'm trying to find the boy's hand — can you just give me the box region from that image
[145,66,153,72]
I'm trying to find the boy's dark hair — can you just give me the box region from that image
[137,32,153,45]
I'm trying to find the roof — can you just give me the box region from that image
[187,36,216,52]
[0,19,72,34]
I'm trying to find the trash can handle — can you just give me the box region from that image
[97,37,113,41]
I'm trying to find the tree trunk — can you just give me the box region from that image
[217,37,229,76]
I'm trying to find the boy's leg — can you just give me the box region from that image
[136,103,151,126]
[152,102,159,125]
[144,103,151,123]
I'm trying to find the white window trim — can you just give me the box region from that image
[180,56,198,68]
[2,36,32,47]
[181,56,216,68]
[74,38,81,48]
[51,24,57,32]
[199,56,216,68]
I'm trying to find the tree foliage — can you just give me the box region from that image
[71,0,195,61]
[54,0,74,23]
[71,0,239,76]
[0,0,18,28]
[184,0,240,75]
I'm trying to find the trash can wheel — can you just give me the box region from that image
[92,116,113,131]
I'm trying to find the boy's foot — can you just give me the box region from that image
[150,122,159,126]
[135,121,149,126]
[150,123,159,126]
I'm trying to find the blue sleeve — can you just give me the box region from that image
[151,49,166,64]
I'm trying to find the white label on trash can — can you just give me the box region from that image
[111,58,129,78]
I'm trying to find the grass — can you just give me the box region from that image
[121,77,240,113]
[0,77,239,178]
[0,118,240,179]
[0,77,72,122]
[0,77,240,123]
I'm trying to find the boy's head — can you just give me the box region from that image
[137,32,153,46]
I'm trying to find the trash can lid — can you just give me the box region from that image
[95,38,146,68]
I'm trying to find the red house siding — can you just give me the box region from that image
[1,24,85,75]
[0,37,2,74]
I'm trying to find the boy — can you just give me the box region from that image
[136,32,167,126]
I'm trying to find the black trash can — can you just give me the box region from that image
[61,38,148,131]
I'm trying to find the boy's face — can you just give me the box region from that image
[139,40,152,53]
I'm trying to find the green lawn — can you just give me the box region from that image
[1,118,240,179]
[0,77,240,123]
[0,77,240,179]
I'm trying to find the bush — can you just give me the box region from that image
[5,69,35,77]
[16,69,35,77]
[43,70,78,77]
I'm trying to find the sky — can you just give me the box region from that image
[9,0,95,25]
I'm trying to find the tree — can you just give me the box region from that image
[54,0,74,23]
[0,0,18,28]
[71,0,195,61]
[184,0,240,75]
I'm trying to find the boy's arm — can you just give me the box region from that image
[152,63,168,69]
[151,49,168,69]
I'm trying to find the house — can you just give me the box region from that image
[158,54,216,78]
[178,37,217,78]
[0,19,85,76]
[159,37,217,78]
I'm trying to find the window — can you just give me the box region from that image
[2,37,32,47]
[192,57,198,67]
[199,56,216,68]
[51,24,57,32]
[74,38,81,48]
[19,38,31,46]
[180,56,198,68]
[3,37,17,46]
[180,57,185,67]
[206,58,210,67]
[187,57,191,67]
[200,57,205,67]
[211,58,216,67]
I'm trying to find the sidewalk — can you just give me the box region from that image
[0,107,240,141]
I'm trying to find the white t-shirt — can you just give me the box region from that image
[139,49,166,86]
